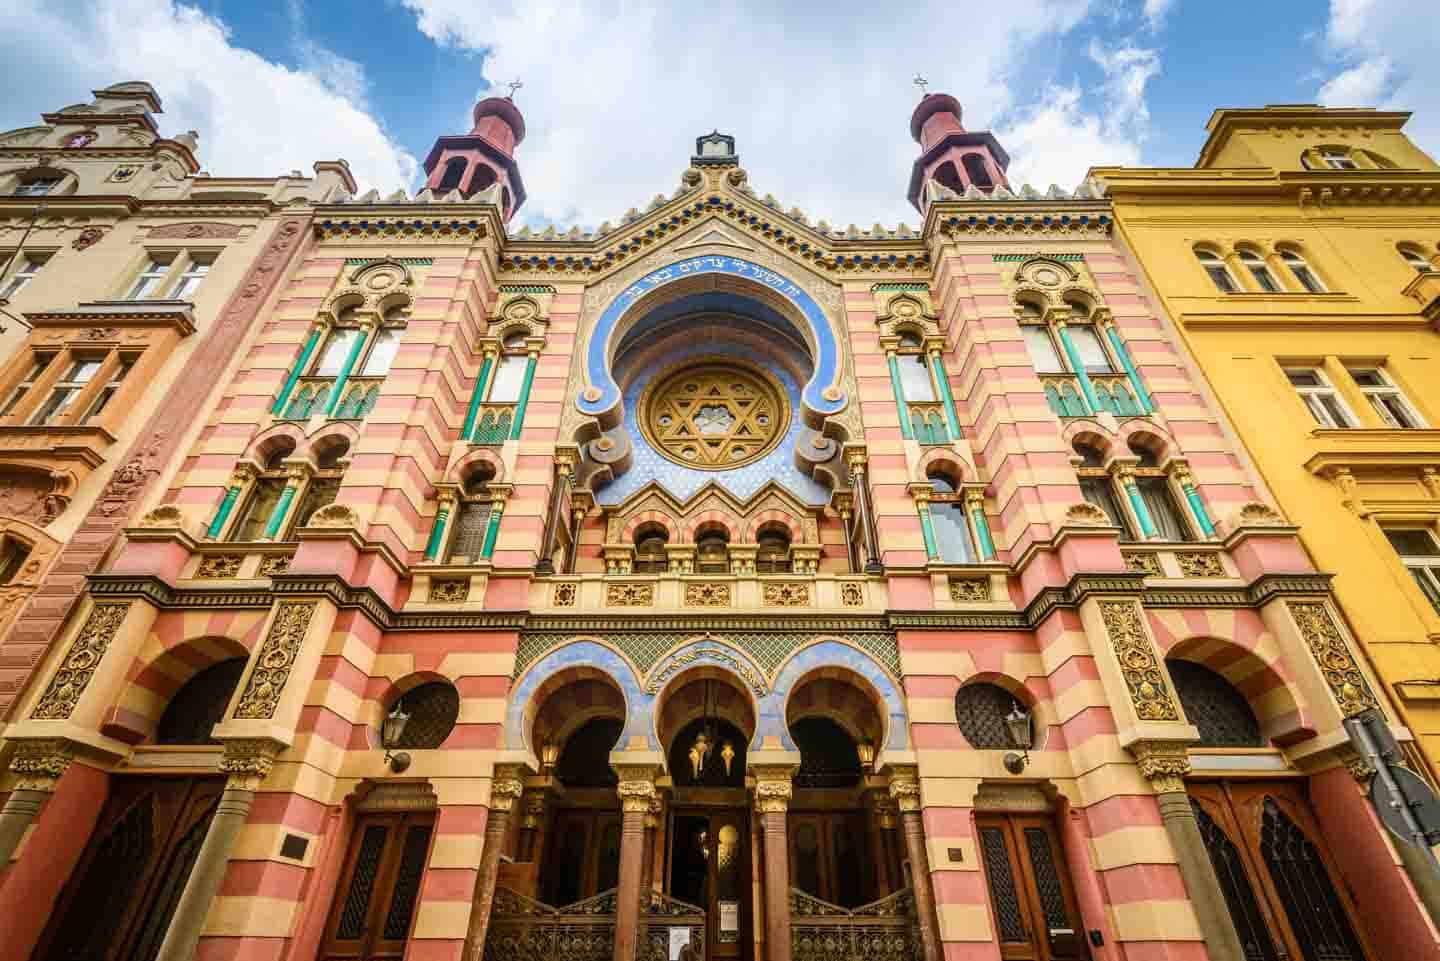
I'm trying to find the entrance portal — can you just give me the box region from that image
[669,809,749,961]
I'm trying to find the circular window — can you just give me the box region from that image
[954,682,1025,749]
[391,681,460,749]
[639,358,789,470]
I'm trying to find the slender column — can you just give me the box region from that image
[154,739,280,961]
[1054,320,1100,414]
[508,349,540,440]
[324,321,374,417]
[927,346,962,442]
[885,346,914,440]
[518,790,545,863]
[964,488,996,561]
[0,739,72,869]
[261,465,308,540]
[889,769,942,961]
[480,491,506,560]
[1101,320,1154,413]
[424,489,458,561]
[461,345,499,441]
[614,774,658,961]
[206,466,253,539]
[461,771,525,961]
[272,321,325,415]
[1170,462,1216,537]
[848,450,883,575]
[754,771,795,961]
[912,486,940,561]
[1131,742,1245,961]
[835,495,858,574]
[866,791,896,898]
[564,492,592,576]
[1116,464,1158,538]
[534,455,574,575]
[641,795,663,903]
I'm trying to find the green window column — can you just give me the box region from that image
[916,499,940,560]
[508,352,539,441]
[461,349,498,441]
[424,495,456,561]
[886,350,913,440]
[324,323,373,417]
[480,502,505,559]
[262,472,303,540]
[271,323,325,415]
[1103,322,1154,414]
[206,482,244,539]
[1120,470,1158,538]
[1054,323,1100,415]
[928,350,962,441]
[966,490,997,561]
[1173,464,1216,537]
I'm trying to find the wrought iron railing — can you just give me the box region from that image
[472,403,517,444]
[482,887,617,961]
[790,887,921,961]
[643,891,706,961]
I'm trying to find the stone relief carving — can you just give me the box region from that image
[233,601,318,719]
[1286,601,1377,717]
[31,602,131,719]
[1098,600,1180,722]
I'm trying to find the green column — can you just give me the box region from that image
[424,498,454,561]
[966,492,997,561]
[1176,471,1216,537]
[917,502,939,560]
[461,352,497,441]
[272,324,324,415]
[206,485,242,539]
[1055,324,1100,415]
[324,325,372,417]
[929,351,961,442]
[262,480,299,540]
[887,352,913,440]
[1104,324,1154,413]
[1122,474,1158,538]
[508,354,538,441]
[480,503,504,559]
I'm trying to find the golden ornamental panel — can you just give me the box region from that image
[948,577,991,602]
[1122,551,1162,576]
[638,357,789,470]
[1098,600,1180,722]
[31,602,131,720]
[684,582,731,607]
[1175,551,1224,578]
[763,582,810,607]
[1285,601,1377,717]
[233,601,318,719]
[606,582,654,607]
[197,555,244,578]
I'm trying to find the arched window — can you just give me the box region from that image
[1238,249,1279,293]
[0,536,32,583]
[229,440,295,542]
[554,716,623,788]
[790,716,862,789]
[1168,660,1263,747]
[389,681,460,749]
[962,154,994,189]
[155,658,247,745]
[1316,146,1357,170]
[933,161,964,195]
[467,165,497,198]
[927,469,976,564]
[315,438,351,471]
[1195,249,1238,293]
[1279,250,1325,293]
[436,157,466,193]
[447,469,494,564]
[486,335,530,404]
[954,683,1027,749]
[1021,321,1064,374]
[1399,246,1434,274]
[756,527,792,574]
[633,524,669,574]
[696,528,730,574]
[1073,441,1137,539]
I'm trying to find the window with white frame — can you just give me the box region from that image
[29,357,103,425]
[1348,367,1424,428]
[359,326,402,376]
[171,254,214,300]
[0,352,55,417]
[1285,368,1355,428]
[927,471,977,563]
[1399,246,1434,274]
[1319,148,1358,170]
[80,357,133,423]
[487,338,529,403]
[1,253,49,299]
[1022,325,1064,373]
[312,326,361,376]
[1195,249,1239,293]
[1238,250,1280,293]
[14,176,61,197]
[1279,250,1325,293]
[1383,529,1440,614]
[1064,324,1114,373]
[126,254,175,299]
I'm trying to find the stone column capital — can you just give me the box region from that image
[1130,739,1192,794]
[489,771,526,812]
[228,464,257,488]
[6,737,75,792]
[615,766,659,812]
[1167,459,1194,487]
[888,774,923,812]
[219,737,284,791]
[754,780,793,813]
[963,487,986,511]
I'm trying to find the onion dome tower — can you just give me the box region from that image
[422,93,527,220]
[907,92,1010,213]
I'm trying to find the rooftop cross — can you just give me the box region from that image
[505,79,523,100]
[913,74,928,98]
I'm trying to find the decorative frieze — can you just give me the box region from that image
[7,738,75,791]
[31,602,131,719]
[645,645,767,695]
[219,737,282,790]
[684,583,731,607]
[1130,740,1192,794]
[258,554,291,576]
[552,582,577,607]
[429,578,469,603]
[948,577,991,602]
[1098,600,1180,721]
[606,582,654,607]
[1122,551,1163,576]
[763,582,810,607]
[1176,552,1224,578]
[233,601,318,719]
[1286,601,1377,717]
[197,555,244,579]
[839,581,866,607]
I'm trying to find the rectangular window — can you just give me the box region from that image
[0,351,55,417]
[359,327,401,377]
[1065,325,1113,373]
[14,178,61,197]
[1,253,48,299]
[930,502,976,564]
[1080,476,1136,540]
[171,254,214,300]
[487,354,528,403]
[897,353,936,402]
[29,357,102,425]
[448,500,492,562]
[1285,368,1355,428]
[313,328,361,376]
[126,255,174,300]
[1384,529,1440,614]
[230,478,286,542]
[1023,327,1064,373]
[1348,367,1423,429]
[1321,149,1358,170]
[80,357,133,423]
[1137,476,1193,541]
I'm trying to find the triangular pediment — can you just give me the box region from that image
[673,224,754,253]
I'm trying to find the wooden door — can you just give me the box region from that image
[35,776,223,961]
[788,812,872,908]
[975,814,1089,961]
[542,809,621,907]
[669,809,750,961]
[320,811,435,961]
[1188,781,1372,961]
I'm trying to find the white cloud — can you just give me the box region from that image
[1317,0,1440,155]
[1142,0,1176,30]
[0,0,417,192]
[399,0,1155,228]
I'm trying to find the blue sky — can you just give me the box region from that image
[2,1,1435,229]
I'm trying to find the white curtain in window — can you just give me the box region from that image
[931,504,976,563]
[897,354,936,402]
[360,328,402,376]
[488,354,528,402]
[1065,326,1112,373]
[314,328,360,376]
[1023,328,1064,373]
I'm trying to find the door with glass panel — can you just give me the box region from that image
[320,810,435,961]
[974,814,1089,961]
[1188,781,1371,961]
[669,809,749,961]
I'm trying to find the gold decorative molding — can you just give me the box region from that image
[887,771,922,813]
[638,357,788,470]
[197,555,244,579]
[617,778,659,813]
[552,582,577,607]
[1286,601,1377,717]
[948,577,991,603]
[7,738,75,792]
[1175,552,1224,578]
[356,780,439,812]
[219,737,282,790]
[762,582,810,607]
[1122,551,1162,576]
[839,581,865,607]
[233,601,318,719]
[754,779,794,813]
[645,645,767,696]
[31,602,130,720]
[684,582,731,607]
[258,554,291,576]
[606,582,654,607]
[1130,740,1192,794]
[488,776,526,812]
[1099,600,1180,722]
[429,578,469,603]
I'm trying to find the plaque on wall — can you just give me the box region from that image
[719,900,739,942]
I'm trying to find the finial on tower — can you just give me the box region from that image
[913,74,929,99]
[505,79,523,100]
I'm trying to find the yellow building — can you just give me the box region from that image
[1095,105,1440,785]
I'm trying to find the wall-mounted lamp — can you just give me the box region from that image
[857,737,876,768]
[382,701,412,773]
[1003,702,1034,775]
[541,741,560,771]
